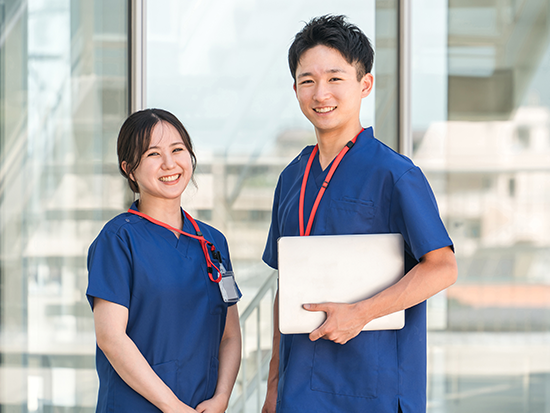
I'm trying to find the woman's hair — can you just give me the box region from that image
[288,14,374,82]
[117,108,197,193]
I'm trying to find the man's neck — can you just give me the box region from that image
[316,124,363,170]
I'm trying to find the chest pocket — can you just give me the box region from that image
[325,197,375,234]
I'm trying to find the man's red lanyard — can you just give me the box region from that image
[299,129,362,236]
[127,208,222,283]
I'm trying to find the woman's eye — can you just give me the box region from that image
[173,147,184,153]
[147,152,159,157]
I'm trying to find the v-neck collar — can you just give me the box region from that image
[131,201,190,252]
[310,150,334,189]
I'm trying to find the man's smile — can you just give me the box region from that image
[313,106,337,113]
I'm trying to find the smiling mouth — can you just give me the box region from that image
[314,106,336,113]
[159,174,180,182]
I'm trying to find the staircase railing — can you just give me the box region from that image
[229,271,277,413]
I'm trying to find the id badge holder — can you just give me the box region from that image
[218,263,242,304]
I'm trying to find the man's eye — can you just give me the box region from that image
[330,77,342,82]
[300,79,313,85]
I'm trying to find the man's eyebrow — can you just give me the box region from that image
[297,71,313,79]
[297,68,347,78]
[326,68,346,74]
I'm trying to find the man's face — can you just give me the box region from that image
[293,45,373,137]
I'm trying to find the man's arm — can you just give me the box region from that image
[304,245,457,344]
[262,291,281,413]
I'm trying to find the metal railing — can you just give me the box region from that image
[229,271,278,413]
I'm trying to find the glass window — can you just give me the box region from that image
[147,0,397,285]
[413,0,550,411]
[147,1,399,409]
[0,0,128,411]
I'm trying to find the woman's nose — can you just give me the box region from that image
[161,152,176,169]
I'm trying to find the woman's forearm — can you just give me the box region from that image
[94,298,195,413]
[213,305,242,401]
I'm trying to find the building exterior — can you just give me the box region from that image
[1,1,549,411]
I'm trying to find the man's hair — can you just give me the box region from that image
[288,14,374,82]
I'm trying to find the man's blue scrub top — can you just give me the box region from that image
[87,202,235,412]
[263,127,453,413]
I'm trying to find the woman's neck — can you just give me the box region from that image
[136,196,183,230]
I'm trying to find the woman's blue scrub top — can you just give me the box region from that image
[87,202,234,412]
[263,127,453,413]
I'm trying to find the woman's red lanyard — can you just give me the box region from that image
[127,208,222,283]
[299,129,362,236]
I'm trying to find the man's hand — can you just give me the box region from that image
[303,302,367,344]
[261,386,277,413]
[303,246,457,346]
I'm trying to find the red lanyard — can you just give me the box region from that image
[127,208,222,283]
[299,130,362,236]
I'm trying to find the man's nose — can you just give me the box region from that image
[313,82,331,102]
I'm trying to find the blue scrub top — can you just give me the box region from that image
[263,127,453,413]
[87,202,235,412]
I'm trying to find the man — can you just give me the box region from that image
[261,15,457,413]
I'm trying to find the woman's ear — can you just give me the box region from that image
[121,161,135,181]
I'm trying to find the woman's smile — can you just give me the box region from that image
[159,173,181,182]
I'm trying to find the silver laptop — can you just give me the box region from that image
[277,233,405,334]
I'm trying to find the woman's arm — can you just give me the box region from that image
[196,305,242,413]
[93,298,196,413]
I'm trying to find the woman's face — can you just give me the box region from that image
[129,121,193,203]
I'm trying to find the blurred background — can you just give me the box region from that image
[1,0,549,411]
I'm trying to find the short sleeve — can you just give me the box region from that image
[86,229,133,310]
[389,166,453,260]
[262,177,282,269]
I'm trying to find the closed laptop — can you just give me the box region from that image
[277,233,405,334]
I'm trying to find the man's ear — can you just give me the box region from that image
[293,82,297,94]
[361,73,374,98]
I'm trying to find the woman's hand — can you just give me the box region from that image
[163,402,198,413]
[195,394,228,413]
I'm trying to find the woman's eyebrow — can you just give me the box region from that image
[147,141,184,150]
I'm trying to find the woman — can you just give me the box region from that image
[86,108,242,412]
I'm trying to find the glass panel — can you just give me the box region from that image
[147,0,398,275]
[147,1,398,409]
[0,0,128,411]
[413,0,550,411]
[147,1,396,295]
